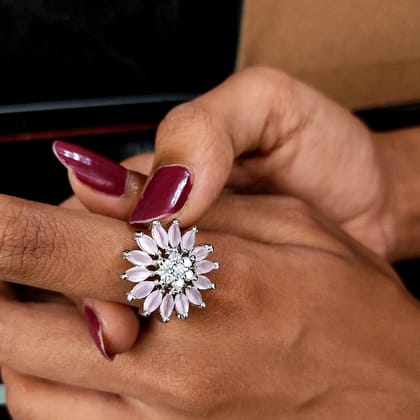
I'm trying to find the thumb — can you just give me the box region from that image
[129,66,311,225]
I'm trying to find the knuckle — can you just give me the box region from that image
[0,199,46,276]
[233,66,310,143]
[157,101,213,142]
[233,65,293,95]
[209,235,261,310]
[166,370,225,416]
[0,198,69,285]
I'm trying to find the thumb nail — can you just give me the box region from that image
[129,165,192,224]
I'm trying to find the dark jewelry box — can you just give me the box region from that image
[0,1,242,415]
[0,0,242,203]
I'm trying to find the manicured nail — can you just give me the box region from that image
[52,140,128,196]
[83,305,114,361]
[129,165,192,223]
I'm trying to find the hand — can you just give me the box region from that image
[2,193,420,419]
[47,64,420,357]
[63,66,393,258]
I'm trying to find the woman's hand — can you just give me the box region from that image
[2,193,420,419]
[46,62,420,358]
[62,66,395,259]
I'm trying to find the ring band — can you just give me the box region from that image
[121,219,218,322]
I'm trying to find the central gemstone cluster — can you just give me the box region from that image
[156,249,196,293]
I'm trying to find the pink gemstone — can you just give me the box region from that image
[181,229,196,251]
[126,250,154,266]
[136,234,159,255]
[175,293,189,317]
[190,245,209,261]
[125,266,151,282]
[152,223,169,249]
[130,281,155,298]
[193,275,213,290]
[185,287,203,306]
[168,222,181,247]
[160,294,175,321]
[196,260,217,274]
[143,290,163,314]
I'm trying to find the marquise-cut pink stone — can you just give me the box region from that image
[175,293,189,316]
[181,229,196,251]
[185,287,203,306]
[143,290,163,313]
[160,294,175,320]
[126,250,154,266]
[168,222,181,247]
[196,260,216,274]
[136,234,158,255]
[130,281,155,298]
[193,275,213,290]
[152,224,169,249]
[125,266,151,282]
[190,245,209,261]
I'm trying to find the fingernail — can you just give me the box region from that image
[129,165,192,223]
[83,305,115,361]
[52,140,128,196]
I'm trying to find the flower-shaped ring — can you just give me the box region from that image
[120,220,219,322]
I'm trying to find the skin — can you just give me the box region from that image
[2,66,420,417]
[1,193,420,419]
[60,67,420,357]
[72,67,395,259]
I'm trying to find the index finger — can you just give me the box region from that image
[0,193,226,307]
[0,194,134,302]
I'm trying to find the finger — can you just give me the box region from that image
[53,140,148,220]
[2,368,136,420]
[0,193,238,312]
[125,67,323,225]
[77,299,139,359]
[0,298,213,407]
[0,190,333,302]
[0,189,353,302]
[59,188,141,357]
[0,300,135,396]
[0,193,137,302]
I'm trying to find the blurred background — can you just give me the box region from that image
[0,1,419,416]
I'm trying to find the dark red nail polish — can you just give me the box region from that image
[129,165,192,223]
[83,305,114,361]
[52,140,128,196]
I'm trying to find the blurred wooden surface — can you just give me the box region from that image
[237,0,420,110]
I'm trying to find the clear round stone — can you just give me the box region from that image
[183,257,192,267]
[175,279,185,288]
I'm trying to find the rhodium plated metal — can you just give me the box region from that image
[120,219,218,322]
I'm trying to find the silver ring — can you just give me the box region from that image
[120,219,218,322]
